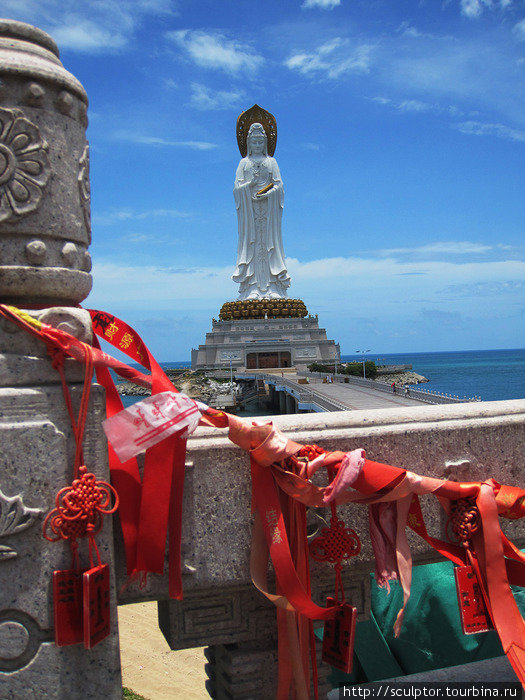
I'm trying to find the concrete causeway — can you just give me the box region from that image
[288,374,430,410]
[250,371,438,412]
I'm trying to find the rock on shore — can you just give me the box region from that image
[115,369,239,403]
[375,371,429,385]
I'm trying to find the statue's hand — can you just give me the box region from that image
[253,183,274,199]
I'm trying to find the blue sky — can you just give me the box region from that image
[3,0,524,360]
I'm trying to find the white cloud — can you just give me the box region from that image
[286,28,523,131]
[369,96,390,106]
[397,24,435,39]
[460,0,488,18]
[379,32,525,126]
[302,0,341,9]
[0,0,175,53]
[370,96,433,113]
[93,208,192,226]
[455,120,525,142]
[167,29,263,74]
[397,99,432,112]
[442,280,524,298]
[87,248,525,357]
[514,19,525,41]
[88,253,525,309]
[285,38,374,78]
[127,234,158,244]
[286,256,525,282]
[89,261,234,307]
[51,20,127,52]
[460,0,514,17]
[112,132,217,150]
[377,242,495,256]
[190,83,244,111]
[86,253,525,357]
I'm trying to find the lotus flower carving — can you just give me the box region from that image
[77,143,91,238]
[0,487,42,561]
[0,107,50,222]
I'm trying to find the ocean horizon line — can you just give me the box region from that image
[116,348,524,402]
[158,347,525,365]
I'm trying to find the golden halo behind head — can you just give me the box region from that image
[236,104,277,157]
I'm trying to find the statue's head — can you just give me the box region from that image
[247,123,267,156]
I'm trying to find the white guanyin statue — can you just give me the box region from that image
[232,115,291,300]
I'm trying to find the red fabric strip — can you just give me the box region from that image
[250,458,335,621]
[475,483,525,688]
[91,336,142,576]
[169,439,187,599]
[407,495,466,566]
[89,310,187,591]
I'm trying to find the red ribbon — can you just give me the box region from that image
[89,310,187,598]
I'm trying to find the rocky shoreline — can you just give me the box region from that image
[116,369,239,404]
[115,368,430,402]
[375,370,429,386]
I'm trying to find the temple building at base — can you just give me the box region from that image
[191,105,339,371]
[191,310,339,371]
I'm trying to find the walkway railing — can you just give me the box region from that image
[234,370,480,411]
[237,373,351,412]
[297,371,480,405]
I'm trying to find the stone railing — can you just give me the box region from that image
[115,399,525,697]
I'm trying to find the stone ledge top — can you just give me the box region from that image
[0,18,59,56]
[0,18,88,103]
[189,398,525,449]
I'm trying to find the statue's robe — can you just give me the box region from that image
[233,156,290,299]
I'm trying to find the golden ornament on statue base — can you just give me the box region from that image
[219,298,308,320]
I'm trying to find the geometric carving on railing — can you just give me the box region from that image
[158,585,277,651]
[158,570,371,653]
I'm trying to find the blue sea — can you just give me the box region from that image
[117,348,524,407]
[342,348,525,402]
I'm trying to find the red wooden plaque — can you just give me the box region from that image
[53,569,84,646]
[83,563,111,649]
[454,565,492,634]
[322,597,357,673]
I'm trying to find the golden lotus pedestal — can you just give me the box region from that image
[191,299,339,371]
[219,298,308,321]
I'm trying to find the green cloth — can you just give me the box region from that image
[322,559,525,687]
[371,560,503,674]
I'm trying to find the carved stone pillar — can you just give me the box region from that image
[0,19,92,306]
[0,20,121,699]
